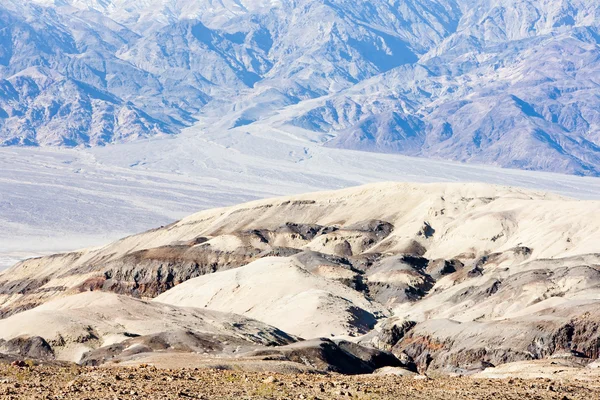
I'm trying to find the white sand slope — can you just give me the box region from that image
[0,291,294,362]
[154,257,388,339]
[473,359,600,381]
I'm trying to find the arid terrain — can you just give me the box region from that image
[1,182,600,398]
[2,362,600,400]
[3,0,600,397]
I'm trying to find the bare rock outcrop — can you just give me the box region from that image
[0,336,54,361]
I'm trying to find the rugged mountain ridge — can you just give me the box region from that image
[1,182,600,374]
[1,0,599,174]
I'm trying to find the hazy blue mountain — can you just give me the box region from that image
[1,0,599,175]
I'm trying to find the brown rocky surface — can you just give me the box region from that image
[1,362,600,400]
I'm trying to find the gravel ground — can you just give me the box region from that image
[1,364,599,400]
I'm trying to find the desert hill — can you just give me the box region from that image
[1,182,600,375]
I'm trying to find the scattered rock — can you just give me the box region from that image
[10,360,26,368]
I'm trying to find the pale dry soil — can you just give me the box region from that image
[0,364,598,400]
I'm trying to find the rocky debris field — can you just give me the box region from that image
[1,363,599,400]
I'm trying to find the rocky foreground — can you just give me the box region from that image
[1,363,599,400]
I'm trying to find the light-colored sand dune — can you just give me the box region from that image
[0,291,295,362]
[474,359,600,381]
[154,257,388,338]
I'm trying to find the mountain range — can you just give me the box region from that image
[1,0,599,175]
